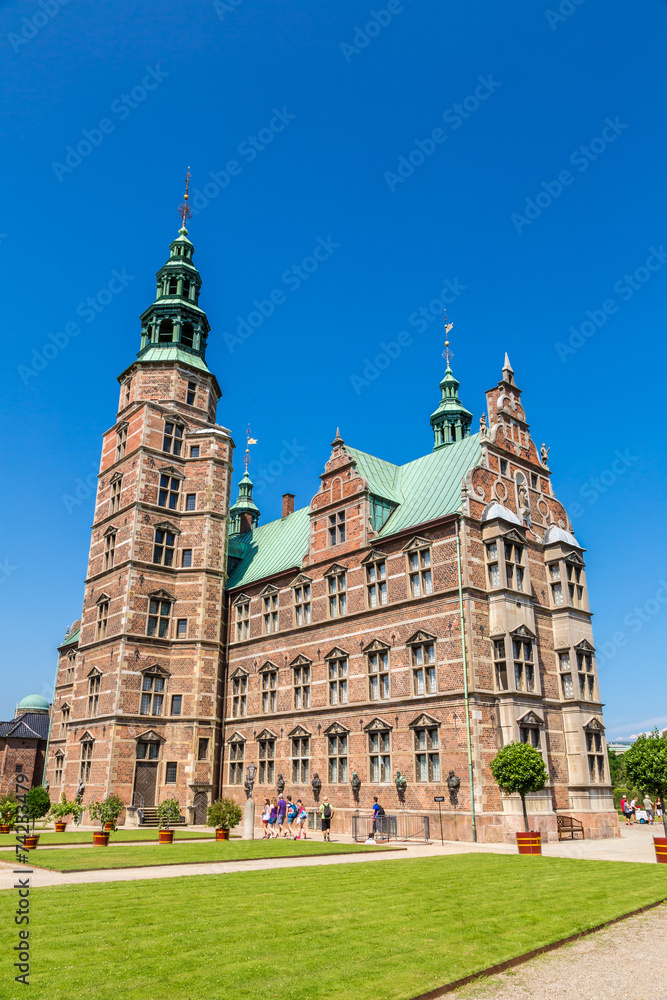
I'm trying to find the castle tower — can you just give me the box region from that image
[429,330,472,449]
[46,193,234,824]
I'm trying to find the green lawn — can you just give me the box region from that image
[1,854,667,1000]
[0,828,212,848]
[0,838,388,871]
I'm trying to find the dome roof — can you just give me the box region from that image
[543,525,581,548]
[16,694,50,712]
[481,502,522,525]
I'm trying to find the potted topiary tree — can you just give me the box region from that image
[88,794,124,845]
[207,798,243,840]
[490,742,549,854]
[623,729,667,863]
[49,792,83,833]
[0,792,18,834]
[24,787,51,848]
[156,798,181,843]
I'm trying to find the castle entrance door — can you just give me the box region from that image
[134,762,158,807]
[193,791,208,824]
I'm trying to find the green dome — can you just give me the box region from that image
[17,694,50,712]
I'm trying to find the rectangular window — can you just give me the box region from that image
[294,665,310,709]
[520,726,540,748]
[176,618,187,638]
[165,762,177,784]
[231,675,247,717]
[414,727,440,782]
[54,755,63,785]
[104,532,116,570]
[368,650,389,700]
[328,571,347,617]
[116,425,127,461]
[228,741,244,784]
[259,738,275,784]
[500,459,508,476]
[291,736,309,783]
[369,730,391,783]
[147,598,171,638]
[261,670,277,713]
[190,445,200,458]
[411,641,436,695]
[158,475,180,510]
[96,600,109,640]
[408,547,432,598]
[186,493,196,511]
[163,421,184,456]
[293,583,311,626]
[328,510,346,545]
[198,738,209,761]
[586,731,604,782]
[486,542,500,588]
[327,734,348,783]
[577,650,594,699]
[558,652,574,699]
[140,674,165,716]
[263,593,279,634]
[234,602,250,642]
[109,477,122,514]
[493,638,507,691]
[504,542,524,592]
[186,382,196,406]
[170,694,182,715]
[182,548,192,567]
[80,741,94,782]
[512,638,534,692]
[366,560,387,608]
[87,674,100,716]
[137,741,159,760]
[153,529,175,566]
[328,657,348,705]
[60,704,70,737]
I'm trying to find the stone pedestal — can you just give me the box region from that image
[243,798,255,840]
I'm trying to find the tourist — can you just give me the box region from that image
[295,799,308,839]
[268,799,278,837]
[285,796,298,837]
[643,794,654,825]
[261,798,271,838]
[371,796,385,837]
[276,792,288,837]
[657,798,664,820]
[319,798,334,841]
[629,797,638,824]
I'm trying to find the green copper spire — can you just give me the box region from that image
[229,431,260,534]
[430,333,472,449]
[137,172,211,367]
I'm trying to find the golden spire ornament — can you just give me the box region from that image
[442,312,454,368]
[244,425,258,473]
[178,167,192,230]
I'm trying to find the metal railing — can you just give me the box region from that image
[352,813,430,843]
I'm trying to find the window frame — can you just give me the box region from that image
[234,600,250,642]
[367,646,390,701]
[258,736,276,784]
[293,660,311,710]
[80,739,94,782]
[158,474,180,511]
[228,738,245,785]
[413,724,440,783]
[366,556,388,608]
[327,569,347,618]
[260,664,278,713]
[87,673,100,716]
[293,580,311,627]
[410,639,437,696]
[368,728,391,783]
[162,421,184,457]
[406,543,432,599]
[327,655,348,706]
[328,510,346,546]
[231,671,248,718]
[140,671,166,716]
[147,596,172,638]
[327,732,348,783]
[291,734,310,783]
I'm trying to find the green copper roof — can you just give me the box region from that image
[17,694,50,711]
[226,434,483,589]
[134,344,212,373]
[58,627,80,648]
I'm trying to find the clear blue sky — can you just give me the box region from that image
[1,0,665,738]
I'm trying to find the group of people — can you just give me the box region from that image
[620,793,663,826]
[261,795,336,841]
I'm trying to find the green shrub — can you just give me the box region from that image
[26,786,51,830]
[490,742,549,832]
[624,729,667,836]
[88,793,125,832]
[156,798,181,830]
[207,798,243,831]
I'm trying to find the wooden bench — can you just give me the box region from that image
[557,815,585,841]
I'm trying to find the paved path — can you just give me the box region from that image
[450,903,667,1000]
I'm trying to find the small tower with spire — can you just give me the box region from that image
[430,319,472,449]
[229,428,260,535]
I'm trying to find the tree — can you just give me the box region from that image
[490,742,549,832]
[608,749,626,788]
[88,794,125,832]
[26,786,51,832]
[207,798,243,831]
[624,729,667,837]
[156,798,181,831]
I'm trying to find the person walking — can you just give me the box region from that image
[371,796,385,838]
[295,799,308,839]
[629,797,638,824]
[268,799,279,838]
[285,796,297,838]
[261,798,271,838]
[643,794,654,825]
[277,792,288,837]
[319,798,334,841]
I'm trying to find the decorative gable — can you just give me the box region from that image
[290,573,313,588]
[255,728,277,741]
[501,528,526,544]
[509,624,537,640]
[226,731,246,744]
[141,663,170,677]
[147,588,175,602]
[324,646,348,660]
[78,730,94,742]
[259,660,279,673]
[103,525,118,537]
[259,583,280,597]
[409,713,440,730]
[290,654,312,668]
[574,639,595,652]
[364,717,393,733]
[362,638,391,653]
[229,666,249,679]
[323,562,348,577]
[86,667,102,679]
[584,716,605,731]
[323,721,350,736]
[402,535,430,552]
[157,465,185,480]
[406,630,437,646]
[96,592,111,605]
[361,548,389,565]
[136,729,165,743]
[518,710,544,726]
[564,550,585,565]
[154,520,181,535]
[110,471,122,484]
[233,592,251,606]
[287,724,311,738]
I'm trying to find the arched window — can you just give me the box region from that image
[181,322,194,349]
[168,277,178,295]
[158,319,173,344]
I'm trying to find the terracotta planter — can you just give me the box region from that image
[24,835,39,850]
[159,830,174,844]
[654,837,667,864]
[93,832,110,846]
[516,831,542,855]
[0,824,11,834]
[104,822,114,832]
[216,828,230,841]
[54,822,67,833]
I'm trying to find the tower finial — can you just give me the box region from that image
[442,312,454,369]
[178,167,192,232]
[244,425,258,473]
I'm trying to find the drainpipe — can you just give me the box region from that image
[455,515,477,842]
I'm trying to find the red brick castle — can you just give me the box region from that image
[46,218,617,841]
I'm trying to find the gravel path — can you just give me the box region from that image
[449,904,667,1000]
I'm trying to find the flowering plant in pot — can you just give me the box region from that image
[156,798,181,843]
[0,793,18,833]
[49,793,83,832]
[490,742,548,854]
[624,729,667,862]
[89,794,124,845]
[207,798,243,840]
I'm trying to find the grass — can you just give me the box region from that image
[0,828,212,848]
[1,853,667,999]
[0,838,389,871]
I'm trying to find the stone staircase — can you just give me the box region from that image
[139,807,186,828]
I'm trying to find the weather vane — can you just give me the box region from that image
[442,311,454,367]
[244,425,258,473]
[178,167,192,229]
